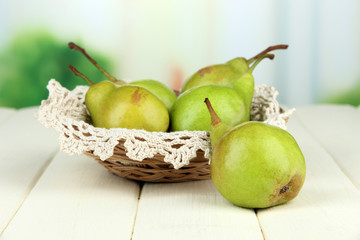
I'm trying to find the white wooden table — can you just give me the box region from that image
[0,105,359,240]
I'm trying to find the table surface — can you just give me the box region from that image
[0,104,359,240]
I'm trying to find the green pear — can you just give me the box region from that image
[205,99,306,208]
[181,45,288,93]
[171,45,289,132]
[86,81,169,131]
[181,57,249,92]
[204,98,231,148]
[69,66,169,131]
[68,42,177,111]
[170,84,247,131]
[170,68,257,132]
[130,79,177,111]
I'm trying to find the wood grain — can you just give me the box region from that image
[294,105,360,189]
[256,109,360,240]
[1,152,141,239]
[0,107,59,235]
[132,180,264,240]
[1,105,360,240]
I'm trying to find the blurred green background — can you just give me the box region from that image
[0,1,359,109]
[0,31,112,108]
[323,81,360,106]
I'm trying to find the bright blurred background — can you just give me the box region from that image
[1,0,360,109]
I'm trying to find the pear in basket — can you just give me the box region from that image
[205,98,306,208]
[68,42,177,131]
[69,66,169,131]
[68,42,177,112]
[181,44,288,92]
[170,45,288,132]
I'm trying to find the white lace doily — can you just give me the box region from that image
[36,79,295,169]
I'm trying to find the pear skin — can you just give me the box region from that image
[130,79,177,111]
[86,84,169,131]
[211,121,306,208]
[170,84,248,131]
[181,45,288,93]
[69,42,175,111]
[181,57,249,92]
[231,73,254,120]
[204,98,231,149]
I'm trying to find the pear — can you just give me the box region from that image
[130,79,177,111]
[205,98,306,208]
[181,57,249,92]
[68,42,177,111]
[170,84,247,131]
[170,45,288,132]
[181,45,288,92]
[170,56,259,132]
[69,66,169,131]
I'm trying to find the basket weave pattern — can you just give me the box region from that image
[37,79,294,182]
[86,142,210,182]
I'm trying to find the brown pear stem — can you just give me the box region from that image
[249,53,275,73]
[247,44,288,65]
[68,65,95,86]
[204,98,222,126]
[68,42,123,83]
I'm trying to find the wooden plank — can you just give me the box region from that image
[132,180,264,240]
[0,107,59,235]
[256,111,360,240]
[0,107,16,125]
[1,152,141,240]
[293,105,360,189]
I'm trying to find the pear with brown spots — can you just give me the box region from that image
[67,42,171,131]
[69,67,169,131]
[68,42,177,112]
[86,81,169,131]
[205,98,306,208]
[181,44,288,93]
[171,45,288,132]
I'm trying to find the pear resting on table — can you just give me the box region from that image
[204,98,306,208]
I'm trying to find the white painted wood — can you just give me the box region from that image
[0,107,59,235]
[256,111,360,240]
[1,152,141,240]
[2,105,360,239]
[132,180,264,240]
[294,105,360,189]
[0,107,16,125]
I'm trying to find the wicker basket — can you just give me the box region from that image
[37,79,293,183]
[85,141,210,183]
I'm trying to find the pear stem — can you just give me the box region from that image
[246,54,274,65]
[247,44,288,65]
[204,98,222,126]
[68,42,124,84]
[68,65,95,86]
[249,53,275,73]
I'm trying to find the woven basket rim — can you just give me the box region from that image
[37,79,293,182]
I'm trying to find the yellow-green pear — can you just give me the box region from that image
[69,66,169,131]
[170,85,247,131]
[181,45,288,93]
[205,98,306,209]
[68,42,177,112]
[130,79,177,111]
[171,45,289,132]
